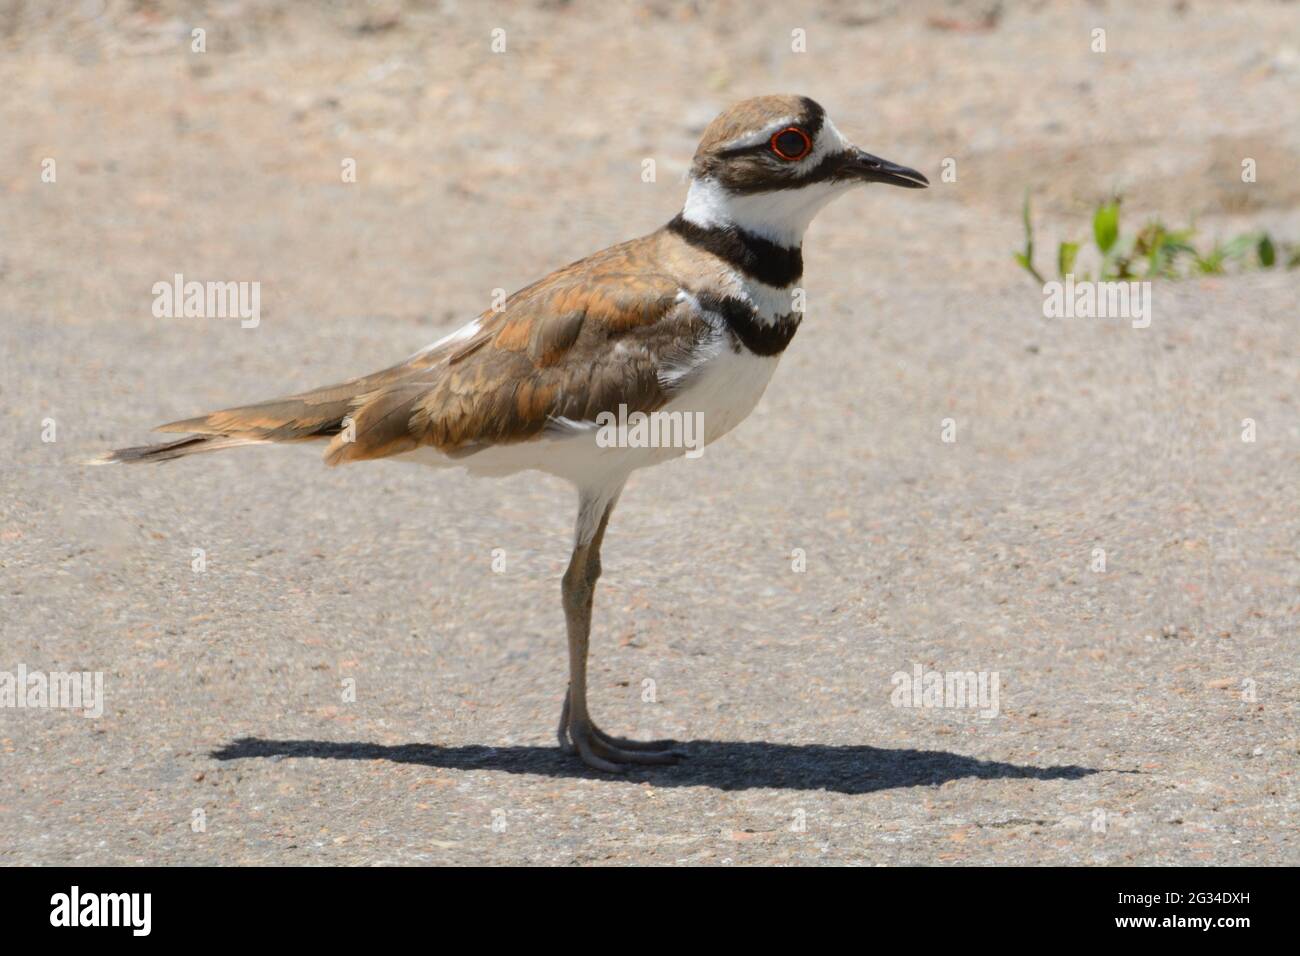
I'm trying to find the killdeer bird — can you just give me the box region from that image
[99,95,927,772]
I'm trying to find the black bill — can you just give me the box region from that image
[848,148,929,188]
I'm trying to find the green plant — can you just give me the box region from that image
[1013,195,1297,283]
[1013,191,1046,284]
[1134,222,1196,278]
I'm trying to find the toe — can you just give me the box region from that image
[567,720,684,770]
[574,737,628,773]
[606,747,683,765]
[589,723,679,752]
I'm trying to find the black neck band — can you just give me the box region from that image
[667,214,803,288]
[694,292,802,357]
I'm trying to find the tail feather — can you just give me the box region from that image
[94,382,368,466]
[156,397,354,441]
[94,358,435,467]
[89,434,266,465]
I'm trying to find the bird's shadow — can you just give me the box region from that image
[211,737,1101,794]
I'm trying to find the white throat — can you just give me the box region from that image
[680,177,851,248]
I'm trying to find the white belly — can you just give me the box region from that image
[662,344,780,447]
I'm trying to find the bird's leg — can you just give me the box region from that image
[556,688,575,754]
[560,490,683,771]
[558,679,677,756]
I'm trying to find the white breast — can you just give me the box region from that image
[661,339,780,447]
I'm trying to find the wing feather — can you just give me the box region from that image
[150,233,714,467]
[326,244,709,464]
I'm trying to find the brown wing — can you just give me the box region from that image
[325,266,704,464]
[157,234,709,467]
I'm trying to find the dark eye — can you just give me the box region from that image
[770,127,812,161]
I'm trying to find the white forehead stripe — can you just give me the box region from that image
[718,116,797,152]
[718,115,851,169]
[811,117,851,163]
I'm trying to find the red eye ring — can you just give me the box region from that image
[770,126,812,161]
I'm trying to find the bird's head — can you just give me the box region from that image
[682,95,928,247]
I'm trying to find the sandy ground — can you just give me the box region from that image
[1,0,1297,865]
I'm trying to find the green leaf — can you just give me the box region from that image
[1194,245,1226,274]
[1220,234,1254,260]
[1014,252,1045,284]
[1057,241,1079,277]
[1093,201,1120,254]
[1013,191,1044,283]
[1258,232,1276,268]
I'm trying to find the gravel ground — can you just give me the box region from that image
[1,0,1297,865]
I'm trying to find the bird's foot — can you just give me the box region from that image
[563,719,686,772]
